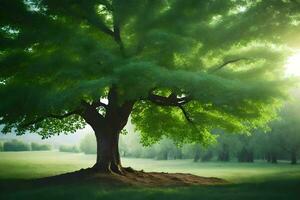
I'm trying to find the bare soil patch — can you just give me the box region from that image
[36,168,227,187]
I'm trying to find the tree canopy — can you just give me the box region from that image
[1,0,300,145]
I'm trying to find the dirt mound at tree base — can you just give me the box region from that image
[36,168,227,187]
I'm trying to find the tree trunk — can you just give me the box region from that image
[266,152,271,162]
[271,154,277,164]
[92,128,123,174]
[218,144,230,162]
[194,149,200,162]
[80,88,134,174]
[291,151,297,165]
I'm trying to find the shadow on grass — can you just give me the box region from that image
[0,177,299,200]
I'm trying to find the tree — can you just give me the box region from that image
[3,139,31,151]
[59,145,80,153]
[154,138,182,160]
[260,128,281,163]
[270,91,300,164]
[216,133,238,162]
[31,142,51,151]
[80,134,97,154]
[0,0,299,174]
[236,135,256,163]
[191,144,201,162]
[0,141,3,151]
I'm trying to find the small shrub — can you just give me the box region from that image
[59,145,80,153]
[31,142,52,151]
[3,140,31,151]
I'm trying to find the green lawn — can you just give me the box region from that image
[0,151,299,200]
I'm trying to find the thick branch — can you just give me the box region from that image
[111,0,126,57]
[147,91,197,127]
[113,21,126,57]
[148,92,191,107]
[85,16,114,37]
[91,100,108,109]
[80,101,106,129]
[210,58,249,73]
[69,6,114,38]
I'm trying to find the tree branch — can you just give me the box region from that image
[21,110,80,128]
[146,91,199,128]
[113,20,126,57]
[111,0,126,57]
[69,5,114,38]
[80,101,106,128]
[85,15,114,37]
[148,92,193,120]
[91,100,108,109]
[210,58,249,73]
[178,105,194,123]
[148,92,191,107]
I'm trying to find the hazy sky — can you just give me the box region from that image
[0,125,93,146]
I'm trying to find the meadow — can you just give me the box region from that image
[0,151,299,200]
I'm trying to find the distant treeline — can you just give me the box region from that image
[59,145,80,153]
[0,140,51,151]
[58,134,96,154]
[118,131,299,165]
[78,128,299,165]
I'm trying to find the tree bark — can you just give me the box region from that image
[93,127,123,173]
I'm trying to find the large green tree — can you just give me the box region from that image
[0,0,299,173]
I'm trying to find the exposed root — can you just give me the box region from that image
[123,167,136,173]
[92,163,125,175]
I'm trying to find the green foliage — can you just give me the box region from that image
[59,145,80,153]
[3,139,31,151]
[80,134,97,154]
[0,0,299,145]
[30,142,51,151]
[0,141,3,151]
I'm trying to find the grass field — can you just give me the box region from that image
[0,151,299,200]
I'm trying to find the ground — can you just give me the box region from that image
[0,151,299,200]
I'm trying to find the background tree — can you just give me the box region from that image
[0,141,3,151]
[3,139,31,151]
[270,92,300,164]
[80,134,97,154]
[260,128,281,163]
[154,138,182,160]
[31,142,51,151]
[0,0,299,174]
[216,133,240,162]
[59,145,80,153]
[236,134,256,162]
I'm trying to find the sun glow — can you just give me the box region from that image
[286,51,300,77]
